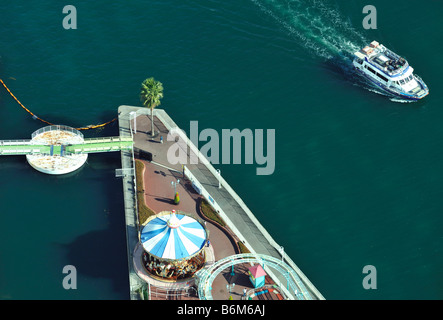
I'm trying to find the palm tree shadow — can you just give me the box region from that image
[154,197,174,205]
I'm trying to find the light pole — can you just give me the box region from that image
[130,111,137,134]
[171,179,180,193]
[171,178,180,205]
[226,283,235,295]
[279,246,285,263]
[216,169,221,189]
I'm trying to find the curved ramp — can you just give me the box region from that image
[195,253,314,300]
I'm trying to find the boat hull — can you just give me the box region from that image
[354,66,429,101]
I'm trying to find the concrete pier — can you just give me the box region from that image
[118,105,325,300]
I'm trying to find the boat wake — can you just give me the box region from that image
[250,0,367,60]
[388,97,415,104]
[250,0,411,102]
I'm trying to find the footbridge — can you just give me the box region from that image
[0,136,133,156]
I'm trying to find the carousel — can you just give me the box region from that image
[140,210,208,281]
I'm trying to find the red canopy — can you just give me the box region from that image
[248,264,267,278]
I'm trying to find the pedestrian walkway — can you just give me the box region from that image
[0,136,132,155]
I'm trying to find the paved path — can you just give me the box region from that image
[141,160,236,258]
[138,159,245,298]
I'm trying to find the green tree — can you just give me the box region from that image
[174,192,180,205]
[140,77,164,137]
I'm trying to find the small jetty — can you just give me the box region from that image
[0,124,133,174]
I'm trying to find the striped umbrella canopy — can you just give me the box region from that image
[141,211,207,260]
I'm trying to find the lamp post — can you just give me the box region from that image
[130,111,137,134]
[279,246,285,263]
[171,178,180,205]
[226,283,235,295]
[171,179,180,193]
[216,169,221,189]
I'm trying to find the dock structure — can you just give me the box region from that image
[118,105,325,300]
[0,136,133,156]
[0,125,133,175]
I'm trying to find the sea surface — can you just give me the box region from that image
[1,0,442,299]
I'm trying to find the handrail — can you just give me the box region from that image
[31,125,84,140]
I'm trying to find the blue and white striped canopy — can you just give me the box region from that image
[141,213,207,260]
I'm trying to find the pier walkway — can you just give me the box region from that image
[0,136,133,156]
[119,105,325,300]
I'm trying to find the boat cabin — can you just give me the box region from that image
[354,41,418,92]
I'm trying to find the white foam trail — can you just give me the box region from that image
[250,0,369,60]
[250,0,333,59]
[389,98,415,104]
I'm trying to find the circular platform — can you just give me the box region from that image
[26,125,88,175]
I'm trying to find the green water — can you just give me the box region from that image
[1,0,442,299]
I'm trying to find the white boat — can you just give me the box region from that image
[353,41,429,100]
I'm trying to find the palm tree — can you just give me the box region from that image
[140,77,164,137]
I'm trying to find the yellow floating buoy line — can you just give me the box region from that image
[0,78,117,130]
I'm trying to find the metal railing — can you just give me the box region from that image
[0,139,32,146]
[31,125,84,140]
[142,283,198,300]
[83,136,133,144]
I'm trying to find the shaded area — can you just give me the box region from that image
[63,228,129,298]
[62,152,130,299]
